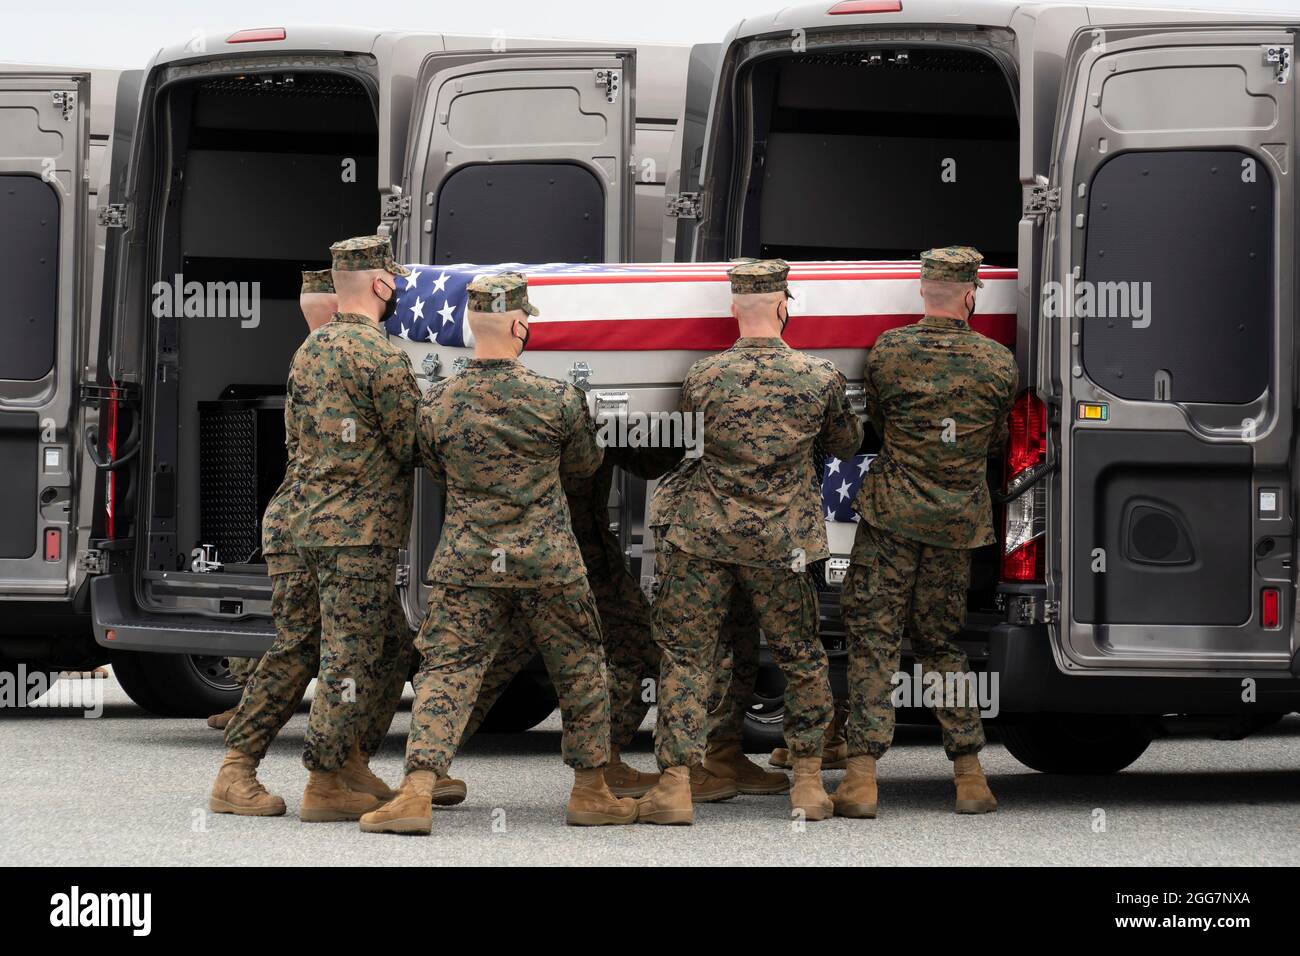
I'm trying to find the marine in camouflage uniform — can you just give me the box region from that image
[638,259,863,824]
[362,272,635,833]
[835,246,1016,819]
[210,264,418,817]
[271,238,420,826]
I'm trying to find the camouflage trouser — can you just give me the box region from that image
[654,540,759,750]
[225,548,412,764]
[227,656,259,687]
[461,564,656,749]
[652,548,830,769]
[842,522,985,760]
[406,578,610,775]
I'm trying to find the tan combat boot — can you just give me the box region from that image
[300,769,383,823]
[431,774,468,807]
[831,755,878,819]
[704,742,790,795]
[339,743,398,801]
[953,753,998,814]
[604,746,660,798]
[359,770,436,835]
[789,756,833,821]
[770,705,848,770]
[209,749,286,817]
[636,766,694,825]
[206,706,237,731]
[689,764,739,803]
[567,768,639,826]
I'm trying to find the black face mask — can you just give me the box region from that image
[514,320,530,355]
[377,281,398,324]
[964,291,977,324]
[778,301,790,335]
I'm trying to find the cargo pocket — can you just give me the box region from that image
[332,547,396,582]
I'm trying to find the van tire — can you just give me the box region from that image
[998,714,1152,774]
[110,651,242,717]
[475,672,558,733]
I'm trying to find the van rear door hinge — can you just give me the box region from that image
[1023,184,1060,219]
[1043,600,1060,623]
[395,564,411,588]
[52,90,77,119]
[595,69,621,103]
[1265,45,1291,84]
[97,203,129,228]
[381,192,411,222]
[665,191,703,220]
[77,549,107,575]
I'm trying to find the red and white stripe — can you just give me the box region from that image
[516,261,1016,351]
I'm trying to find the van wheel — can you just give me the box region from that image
[476,673,558,733]
[998,713,1152,774]
[741,667,788,754]
[110,651,242,717]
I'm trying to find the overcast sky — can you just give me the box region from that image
[9,0,1300,69]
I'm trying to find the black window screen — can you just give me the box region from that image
[0,174,59,381]
[432,163,605,264]
[1082,149,1272,405]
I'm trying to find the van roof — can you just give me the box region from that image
[729,0,1287,38]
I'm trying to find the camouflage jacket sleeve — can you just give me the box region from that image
[560,385,604,481]
[862,354,886,438]
[819,367,864,461]
[415,391,446,486]
[372,351,421,472]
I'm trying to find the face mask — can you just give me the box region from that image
[514,319,530,355]
[964,291,977,324]
[376,280,398,323]
[778,301,789,335]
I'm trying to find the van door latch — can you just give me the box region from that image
[97,203,129,228]
[595,69,621,103]
[666,192,703,220]
[1265,46,1291,84]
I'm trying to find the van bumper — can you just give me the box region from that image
[91,572,274,657]
[990,622,1300,714]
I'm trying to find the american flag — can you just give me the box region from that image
[823,454,875,523]
[386,261,1017,351]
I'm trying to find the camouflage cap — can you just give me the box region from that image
[300,269,335,295]
[466,271,539,316]
[919,246,984,288]
[328,235,410,276]
[727,258,794,298]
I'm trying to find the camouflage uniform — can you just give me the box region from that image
[652,260,863,769]
[845,246,1018,760]
[226,265,417,764]
[286,239,419,772]
[405,273,612,776]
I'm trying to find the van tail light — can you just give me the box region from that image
[104,384,119,539]
[227,28,286,44]
[828,0,903,13]
[1001,391,1047,583]
[1262,588,1281,629]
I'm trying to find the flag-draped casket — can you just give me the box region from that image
[386,261,1016,528]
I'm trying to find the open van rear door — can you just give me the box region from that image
[0,72,89,598]
[1045,25,1297,672]
[662,43,720,262]
[391,48,636,265]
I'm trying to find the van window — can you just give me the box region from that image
[0,174,59,381]
[432,162,605,264]
[1081,149,1272,405]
